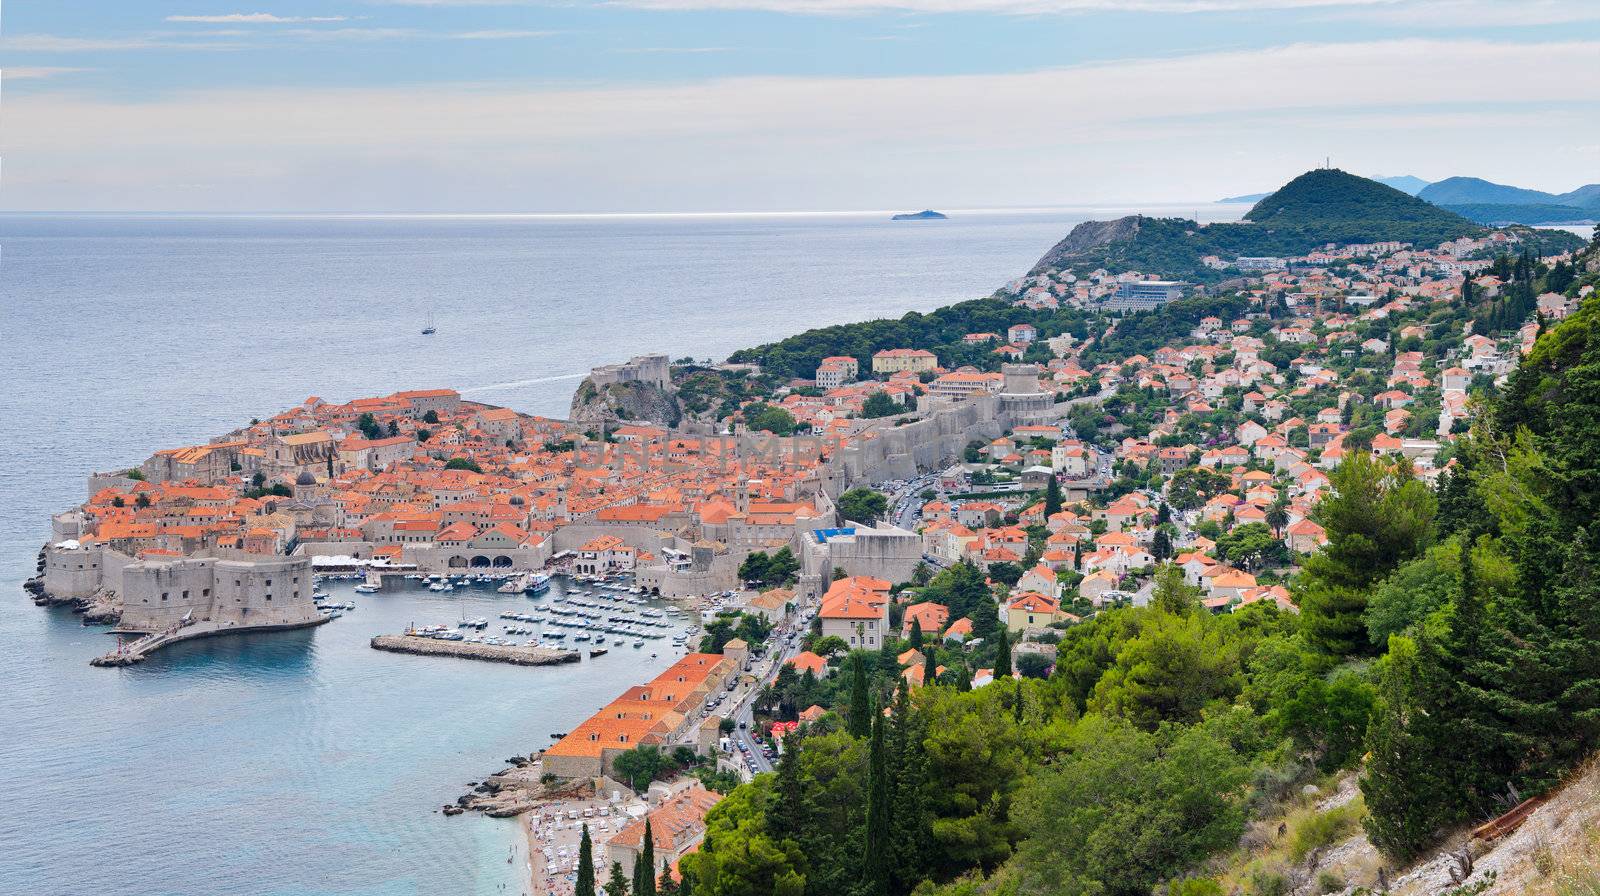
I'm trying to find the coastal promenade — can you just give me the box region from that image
[370,634,581,666]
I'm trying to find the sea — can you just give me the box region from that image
[0,205,1243,895]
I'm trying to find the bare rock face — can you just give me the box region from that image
[568,378,682,427]
[1028,216,1143,275]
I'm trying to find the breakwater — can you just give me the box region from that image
[371,634,581,666]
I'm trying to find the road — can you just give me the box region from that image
[884,472,938,532]
[720,612,807,776]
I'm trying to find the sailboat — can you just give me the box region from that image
[421,312,437,336]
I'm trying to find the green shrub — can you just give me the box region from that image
[1291,803,1361,862]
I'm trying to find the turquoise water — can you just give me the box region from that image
[0,208,1244,894]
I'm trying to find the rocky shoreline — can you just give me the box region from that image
[442,753,592,818]
[370,634,582,666]
[25,545,123,626]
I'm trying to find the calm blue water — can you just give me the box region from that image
[0,207,1240,895]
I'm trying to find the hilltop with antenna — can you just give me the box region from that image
[1031,168,1523,280]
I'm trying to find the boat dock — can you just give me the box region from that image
[370,634,581,666]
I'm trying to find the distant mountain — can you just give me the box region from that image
[1033,169,1489,280]
[891,210,947,221]
[1374,175,1431,196]
[1418,176,1600,225]
[1217,192,1269,204]
[1419,177,1561,206]
[1560,184,1600,206]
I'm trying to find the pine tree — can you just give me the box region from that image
[605,861,632,896]
[1300,453,1436,656]
[848,656,872,738]
[993,626,1012,679]
[863,699,892,896]
[639,819,656,896]
[576,824,597,896]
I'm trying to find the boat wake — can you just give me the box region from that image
[459,373,588,394]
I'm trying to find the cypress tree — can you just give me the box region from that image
[993,626,1012,679]
[863,699,892,896]
[576,824,597,896]
[657,862,680,896]
[848,655,871,737]
[922,648,937,687]
[889,681,930,893]
[908,617,923,651]
[639,819,656,896]
[1479,524,1600,791]
[605,861,631,896]
[1360,633,1465,861]
[1044,475,1063,519]
[633,855,647,896]
[769,731,805,843]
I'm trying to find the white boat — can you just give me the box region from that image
[428,582,447,592]
[354,583,379,594]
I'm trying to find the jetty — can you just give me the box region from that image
[370,634,580,666]
[91,614,331,667]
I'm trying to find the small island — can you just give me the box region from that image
[891,209,947,220]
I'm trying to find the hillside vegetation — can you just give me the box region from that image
[677,231,1600,896]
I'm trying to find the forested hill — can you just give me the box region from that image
[1026,169,1580,281]
[1241,168,1479,244]
[674,232,1600,896]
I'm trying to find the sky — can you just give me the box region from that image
[2,0,1599,212]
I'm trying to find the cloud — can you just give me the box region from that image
[5,38,1598,210]
[279,27,421,40]
[276,26,558,40]
[599,0,1397,11]
[381,0,1600,16]
[616,46,735,52]
[451,29,561,39]
[2,66,91,79]
[1316,0,1600,25]
[165,13,350,23]
[1,34,171,51]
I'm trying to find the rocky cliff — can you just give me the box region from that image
[567,377,683,427]
[1028,215,1143,275]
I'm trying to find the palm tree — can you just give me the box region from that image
[755,683,779,715]
[1265,503,1289,537]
